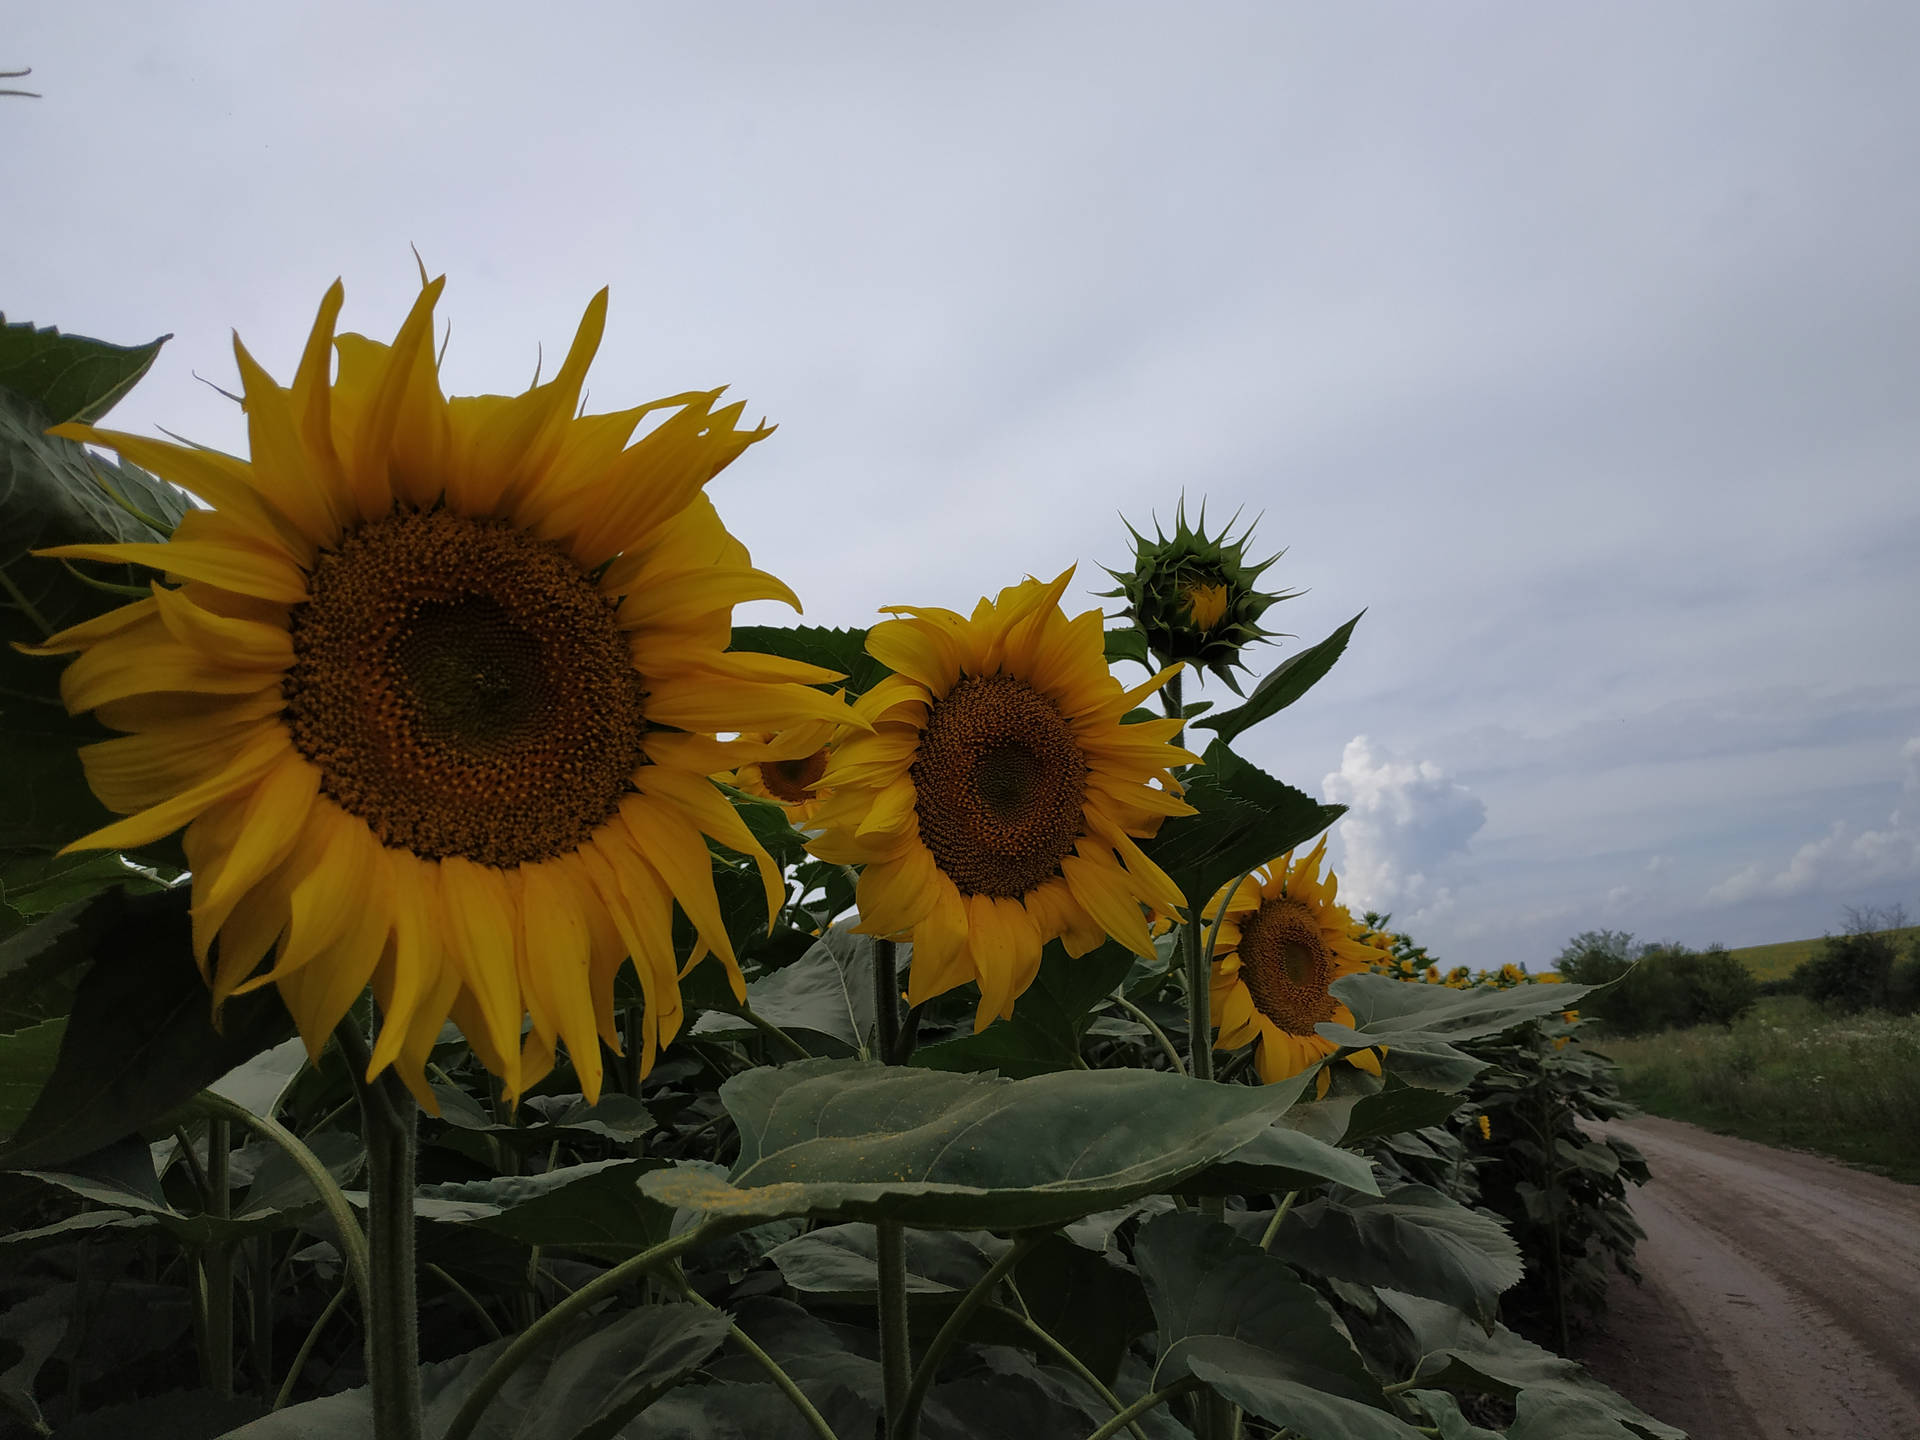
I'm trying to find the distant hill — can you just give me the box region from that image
[1727,927,1920,981]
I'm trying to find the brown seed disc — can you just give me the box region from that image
[283,509,647,867]
[910,673,1088,899]
[762,748,829,804]
[1235,897,1337,1035]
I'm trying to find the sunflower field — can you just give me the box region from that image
[0,282,1681,1440]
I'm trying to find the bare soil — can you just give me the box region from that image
[1577,1115,1920,1439]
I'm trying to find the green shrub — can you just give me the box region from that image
[1795,906,1912,1013]
[1576,941,1757,1036]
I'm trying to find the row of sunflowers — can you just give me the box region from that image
[0,278,1679,1440]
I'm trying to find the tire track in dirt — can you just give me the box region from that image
[1579,1115,1920,1440]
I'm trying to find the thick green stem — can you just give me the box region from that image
[1082,1378,1203,1440]
[894,1237,1031,1440]
[205,1116,234,1399]
[1258,1190,1299,1251]
[871,937,913,1435]
[440,1222,717,1440]
[339,1027,422,1440]
[1182,919,1213,1085]
[668,1268,841,1440]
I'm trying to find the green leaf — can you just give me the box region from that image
[630,1381,876,1440]
[1405,1390,1505,1440]
[1195,611,1363,745]
[0,1018,64,1141]
[691,927,876,1058]
[0,1287,70,1435]
[1262,1184,1522,1325]
[1378,1290,1685,1439]
[911,938,1134,1077]
[640,1059,1309,1230]
[412,1158,676,1260]
[0,388,192,860]
[231,1302,730,1440]
[0,316,169,426]
[1317,976,1594,1092]
[729,623,889,698]
[1179,1118,1381,1197]
[1103,626,1151,670]
[0,888,295,1171]
[768,1222,1011,1304]
[0,852,168,922]
[1008,1233,1157,1385]
[1141,741,1343,911]
[1134,1211,1424,1440]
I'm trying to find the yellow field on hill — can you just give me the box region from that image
[1728,927,1920,981]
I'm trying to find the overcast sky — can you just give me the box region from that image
[8,3,1918,968]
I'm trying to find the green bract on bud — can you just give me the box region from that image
[1101,500,1297,693]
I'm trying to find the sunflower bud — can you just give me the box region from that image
[1102,500,1297,693]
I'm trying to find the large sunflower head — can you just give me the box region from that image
[1100,499,1298,694]
[29,275,853,1108]
[806,569,1198,1029]
[1207,835,1382,1091]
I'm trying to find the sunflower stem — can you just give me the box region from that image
[339,1025,423,1440]
[894,1237,1032,1440]
[440,1221,720,1440]
[204,1116,234,1399]
[871,938,914,1434]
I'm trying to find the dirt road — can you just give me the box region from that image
[1577,1115,1920,1440]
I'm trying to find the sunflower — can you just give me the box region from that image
[28,275,851,1108]
[806,569,1196,1028]
[726,716,842,825]
[1207,836,1382,1092]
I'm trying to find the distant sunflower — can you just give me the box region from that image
[808,570,1196,1028]
[727,717,842,825]
[1208,836,1382,1092]
[30,275,850,1107]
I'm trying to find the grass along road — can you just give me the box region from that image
[1598,997,1920,1183]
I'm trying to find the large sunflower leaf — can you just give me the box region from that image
[638,1059,1308,1229]
[691,926,876,1058]
[229,1302,731,1440]
[911,937,1134,1077]
[1317,975,1594,1092]
[1141,741,1343,912]
[0,1018,65,1142]
[728,623,889,698]
[1195,611,1364,745]
[1258,1183,1522,1325]
[1178,1118,1380,1198]
[1134,1211,1425,1440]
[0,887,295,1171]
[0,389,191,863]
[0,316,169,426]
[768,1222,1012,1305]
[1377,1290,1685,1439]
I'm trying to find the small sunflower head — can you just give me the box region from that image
[1101,499,1297,694]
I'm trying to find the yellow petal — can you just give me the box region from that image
[437,856,525,1096]
[189,753,321,962]
[521,859,605,1104]
[150,583,294,668]
[62,726,291,854]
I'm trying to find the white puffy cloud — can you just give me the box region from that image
[1322,737,1487,919]
[1705,737,1920,905]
